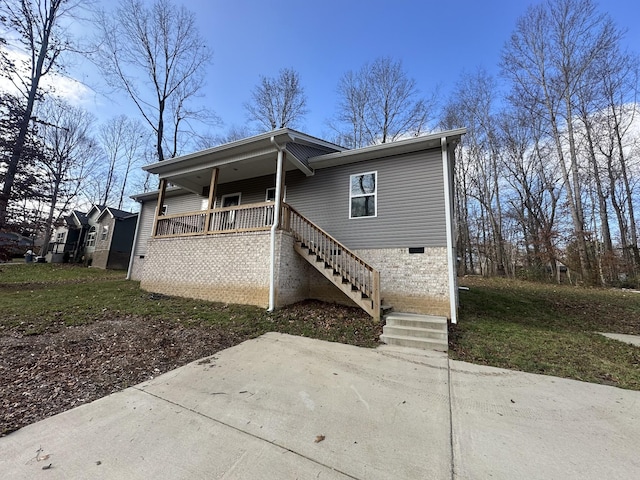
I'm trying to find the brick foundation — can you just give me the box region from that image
[140,232,272,307]
[355,247,452,317]
[136,233,453,318]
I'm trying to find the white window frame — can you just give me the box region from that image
[349,171,377,219]
[101,225,109,241]
[266,186,286,202]
[221,192,241,224]
[86,227,96,247]
[56,232,65,243]
[265,187,276,202]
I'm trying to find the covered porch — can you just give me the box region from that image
[140,130,381,320]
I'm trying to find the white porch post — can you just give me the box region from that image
[442,136,458,324]
[268,141,285,312]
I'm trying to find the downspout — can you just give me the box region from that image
[268,137,285,312]
[126,201,143,280]
[442,136,458,324]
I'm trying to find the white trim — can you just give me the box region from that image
[221,192,241,224]
[126,203,143,280]
[349,171,378,219]
[442,137,458,324]
[269,140,285,312]
[266,187,276,202]
[220,192,241,207]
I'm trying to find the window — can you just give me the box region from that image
[349,171,377,218]
[266,187,276,202]
[265,187,285,202]
[86,226,96,247]
[160,204,168,215]
[101,225,109,241]
[221,193,241,225]
[56,232,65,243]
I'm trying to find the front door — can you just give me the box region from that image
[221,193,241,227]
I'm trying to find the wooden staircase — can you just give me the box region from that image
[283,205,381,321]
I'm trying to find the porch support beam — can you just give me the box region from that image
[268,138,286,312]
[152,178,168,237]
[204,167,219,232]
[442,136,458,324]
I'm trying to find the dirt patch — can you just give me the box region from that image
[0,315,246,437]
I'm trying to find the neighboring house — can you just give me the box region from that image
[48,210,91,262]
[128,128,465,325]
[48,205,137,269]
[92,207,138,269]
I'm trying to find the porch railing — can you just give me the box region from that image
[154,202,275,237]
[282,204,380,316]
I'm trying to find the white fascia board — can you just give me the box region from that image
[310,129,466,169]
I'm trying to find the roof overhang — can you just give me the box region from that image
[142,128,345,195]
[308,128,467,169]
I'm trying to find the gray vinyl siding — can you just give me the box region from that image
[285,149,446,249]
[215,174,278,205]
[133,201,156,257]
[165,192,205,214]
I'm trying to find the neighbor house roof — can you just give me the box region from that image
[97,206,138,222]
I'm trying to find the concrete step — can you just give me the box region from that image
[379,334,448,352]
[384,312,447,330]
[382,324,448,341]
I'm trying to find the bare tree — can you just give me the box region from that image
[245,68,308,131]
[0,0,83,228]
[96,115,148,208]
[501,0,621,283]
[36,99,97,254]
[331,57,435,148]
[93,0,212,161]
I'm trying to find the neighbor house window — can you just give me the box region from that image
[56,232,65,243]
[86,227,96,247]
[101,225,109,241]
[349,171,377,218]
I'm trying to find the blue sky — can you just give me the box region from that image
[58,0,639,143]
[187,0,640,139]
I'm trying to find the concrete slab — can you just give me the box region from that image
[449,360,640,480]
[0,333,452,480]
[599,332,640,347]
[3,332,640,480]
[0,387,349,479]
[138,333,452,480]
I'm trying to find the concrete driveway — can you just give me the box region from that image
[1,332,639,479]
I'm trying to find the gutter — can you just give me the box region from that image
[268,136,285,312]
[126,200,143,280]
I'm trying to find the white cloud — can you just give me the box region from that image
[0,47,93,107]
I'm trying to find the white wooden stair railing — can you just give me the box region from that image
[282,204,381,321]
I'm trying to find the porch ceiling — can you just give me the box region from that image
[167,154,300,194]
[141,129,342,195]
